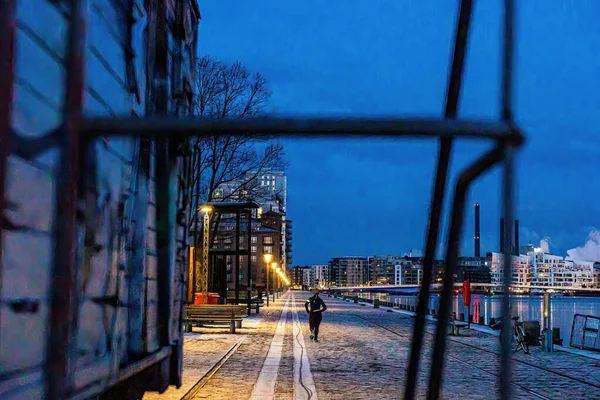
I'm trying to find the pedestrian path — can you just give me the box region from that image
[164,291,600,399]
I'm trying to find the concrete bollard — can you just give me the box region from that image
[410,305,415,312]
[459,313,465,322]
[374,299,380,309]
[354,296,359,304]
[432,309,436,317]
[478,316,485,325]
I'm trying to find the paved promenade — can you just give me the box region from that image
[162,291,600,400]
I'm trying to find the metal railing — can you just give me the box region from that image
[0,0,522,399]
[570,314,600,351]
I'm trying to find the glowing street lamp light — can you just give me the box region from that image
[264,253,273,306]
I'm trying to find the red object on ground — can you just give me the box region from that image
[462,281,471,307]
[194,292,220,305]
[208,293,220,305]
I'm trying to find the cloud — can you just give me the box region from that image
[566,228,600,262]
[539,237,551,254]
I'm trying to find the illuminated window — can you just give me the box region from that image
[264,245,273,254]
[251,245,257,253]
[263,236,273,245]
[251,255,257,263]
[251,236,257,244]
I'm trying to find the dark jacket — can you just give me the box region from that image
[305,295,327,313]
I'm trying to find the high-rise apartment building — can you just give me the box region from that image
[329,257,369,286]
[311,265,332,289]
[369,255,404,285]
[213,170,291,270]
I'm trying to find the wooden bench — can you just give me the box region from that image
[448,314,468,336]
[226,298,264,314]
[184,305,247,334]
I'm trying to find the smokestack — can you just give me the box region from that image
[474,203,480,257]
[514,219,519,256]
[500,218,505,252]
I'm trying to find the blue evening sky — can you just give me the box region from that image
[198,1,600,265]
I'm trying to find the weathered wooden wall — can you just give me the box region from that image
[1,0,198,398]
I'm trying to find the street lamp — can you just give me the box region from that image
[275,266,282,299]
[198,205,213,304]
[263,253,273,307]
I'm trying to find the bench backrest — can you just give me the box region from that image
[186,305,246,318]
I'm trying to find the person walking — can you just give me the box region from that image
[305,289,327,342]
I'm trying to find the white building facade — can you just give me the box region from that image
[312,265,331,289]
[490,251,596,290]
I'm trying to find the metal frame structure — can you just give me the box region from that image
[0,0,522,399]
[201,208,211,303]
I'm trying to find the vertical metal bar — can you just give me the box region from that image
[427,148,503,400]
[500,146,514,399]
[235,212,240,304]
[500,0,515,397]
[47,0,85,398]
[247,211,252,316]
[502,0,515,122]
[0,0,16,352]
[405,1,474,398]
[156,142,175,344]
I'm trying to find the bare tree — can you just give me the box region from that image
[189,55,288,227]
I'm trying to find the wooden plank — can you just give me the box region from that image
[5,157,54,232]
[0,303,48,374]
[145,278,159,352]
[1,231,52,300]
[127,169,149,355]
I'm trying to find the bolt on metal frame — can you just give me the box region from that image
[0,0,521,399]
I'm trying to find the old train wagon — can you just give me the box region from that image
[1,0,200,399]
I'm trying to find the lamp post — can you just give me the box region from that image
[276,266,282,299]
[271,262,278,302]
[264,253,273,307]
[198,205,213,304]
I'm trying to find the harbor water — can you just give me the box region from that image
[356,292,600,343]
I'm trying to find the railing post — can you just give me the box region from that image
[543,292,553,352]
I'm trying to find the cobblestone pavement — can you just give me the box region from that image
[176,291,600,399]
[144,333,244,400]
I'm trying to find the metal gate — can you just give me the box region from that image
[0,0,522,399]
[571,314,600,352]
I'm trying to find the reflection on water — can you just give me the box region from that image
[357,292,600,343]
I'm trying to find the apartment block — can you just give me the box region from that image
[329,257,369,286]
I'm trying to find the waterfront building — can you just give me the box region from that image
[211,215,281,292]
[490,252,532,291]
[312,265,332,289]
[394,262,423,285]
[329,257,369,286]
[214,170,291,269]
[369,255,404,285]
[456,256,492,283]
[594,263,600,288]
[490,250,595,290]
[292,266,311,289]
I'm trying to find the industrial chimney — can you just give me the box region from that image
[514,219,519,256]
[499,218,505,253]
[474,203,480,257]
